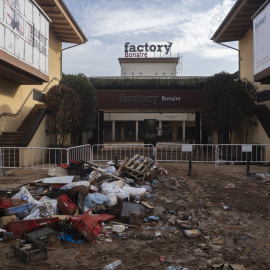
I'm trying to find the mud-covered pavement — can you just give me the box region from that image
[0,162,269,270]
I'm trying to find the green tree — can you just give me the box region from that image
[45,84,82,145]
[60,75,97,145]
[201,72,257,144]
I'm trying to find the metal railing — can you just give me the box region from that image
[155,143,216,162]
[67,144,92,164]
[0,146,67,169]
[91,144,155,163]
[0,143,269,171]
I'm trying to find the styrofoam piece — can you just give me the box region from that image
[34,176,74,184]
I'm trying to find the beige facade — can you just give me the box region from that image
[0,0,87,155]
[0,30,61,136]
[119,57,179,77]
[212,0,270,145]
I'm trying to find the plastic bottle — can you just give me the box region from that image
[166,267,191,270]
[103,260,122,270]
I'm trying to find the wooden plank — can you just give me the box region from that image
[117,157,129,174]
[140,201,154,209]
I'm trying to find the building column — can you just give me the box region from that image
[135,121,139,142]
[112,121,115,142]
[195,112,200,144]
[182,121,185,142]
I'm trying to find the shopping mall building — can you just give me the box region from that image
[89,43,207,144]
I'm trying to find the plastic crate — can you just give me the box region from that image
[14,239,47,263]
[24,227,58,245]
[73,209,102,243]
[8,217,60,235]
[0,197,28,208]
[3,203,32,219]
[69,213,116,224]
[57,193,77,215]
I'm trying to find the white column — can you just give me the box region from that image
[136,121,139,142]
[112,121,115,141]
[182,121,185,142]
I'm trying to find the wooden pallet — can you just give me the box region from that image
[124,155,157,181]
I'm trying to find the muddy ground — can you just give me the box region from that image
[0,162,269,270]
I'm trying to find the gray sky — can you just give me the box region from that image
[62,0,238,77]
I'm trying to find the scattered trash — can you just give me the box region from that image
[165,267,191,270]
[103,259,122,270]
[184,229,201,238]
[112,225,126,233]
[144,216,159,222]
[159,255,169,264]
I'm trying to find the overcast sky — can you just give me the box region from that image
[62,0,238,77]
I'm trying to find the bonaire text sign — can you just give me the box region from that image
[124,42,173,58]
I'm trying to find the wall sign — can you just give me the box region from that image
[124,42,173,58]
[119,94,180,104]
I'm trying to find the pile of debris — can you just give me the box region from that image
[0,154,164,264]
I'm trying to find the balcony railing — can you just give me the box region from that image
[89,76,208,90]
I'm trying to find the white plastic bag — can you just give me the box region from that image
[12,186,42,208]
[109,180,124,189]
[105,193,118,207]
[23,196,58,220]
[122,186,146,197]
[101,183,130,201]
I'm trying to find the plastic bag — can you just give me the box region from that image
[60,181,90,190]
[23,196,58,220]
[88,166,117,180]
[109,180,124,189]
[105,193,118,207]
[84,193,111,209]
[12,186,42,208]
[101,183,130,201]
[122,186,146,197]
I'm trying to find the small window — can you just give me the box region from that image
[124,72,126,75]
[131,72,134,75]
[163,72,166,75]
[139,72,142,75]
[171,72,174,75]
[155,72,158,76]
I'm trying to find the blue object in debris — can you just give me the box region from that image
[144,216,159,222]
[58,234,84,243]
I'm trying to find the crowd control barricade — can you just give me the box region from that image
[66,144,92,164]
[214,144,269,170]
[155,143,216,163]
[0,146,67,169]
[91,144,155,164]
[0,144,269,171]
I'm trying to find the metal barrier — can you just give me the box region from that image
[215,144,269,170]
[155,143,216,162]
[0,146,67,169]
[0,143,269,170]
[67,144,92,164]
[0,148,3,176]
[91,144,155,163]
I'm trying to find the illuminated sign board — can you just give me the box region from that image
[0,0,50,75]
[253,2,270,81]
[124,42,173,58]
